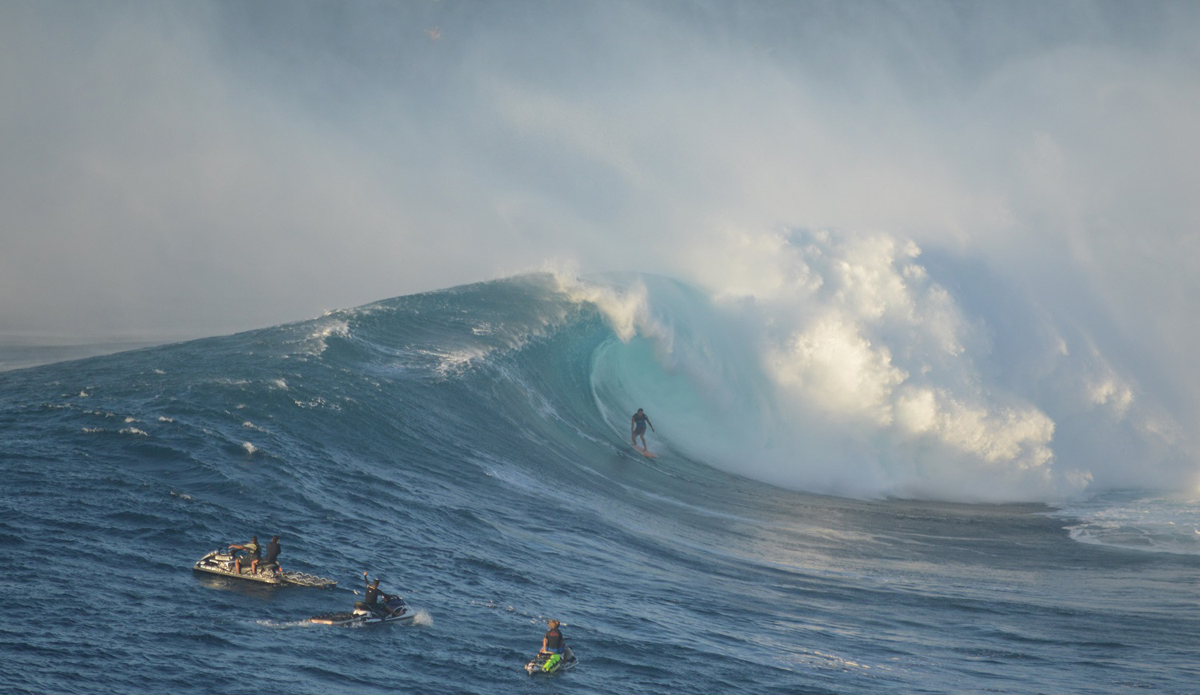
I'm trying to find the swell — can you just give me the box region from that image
[3,276,1198,694]
[3,272,1193,541]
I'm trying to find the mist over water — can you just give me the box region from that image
[562,260,1188,503]
[2,1,1199,497]
[5,8,1200,693]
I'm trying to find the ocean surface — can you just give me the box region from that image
[2,274,1198,695]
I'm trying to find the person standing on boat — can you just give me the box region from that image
[229,536,260,574]
[630,408,655,450]
[260,535,282,575]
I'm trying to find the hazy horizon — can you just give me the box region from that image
[4,1,1199,489]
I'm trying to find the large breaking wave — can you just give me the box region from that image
[16,228,1194,507]
[538,229,1194,502]
[230,225,1194,504]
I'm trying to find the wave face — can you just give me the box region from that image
[2,274,1199,695]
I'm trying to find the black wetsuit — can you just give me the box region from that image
[363,585,386,616]
[263,540,280,567]
[544,627,565,654]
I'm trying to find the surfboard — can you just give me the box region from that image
[633,445,657,458]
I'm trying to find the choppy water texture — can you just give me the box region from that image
[2,276,1198,694]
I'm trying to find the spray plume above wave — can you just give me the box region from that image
[544,232,1190,502]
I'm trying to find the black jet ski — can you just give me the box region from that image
[192,549,337,588]
[309,595,414,626]
[525,648,578,675]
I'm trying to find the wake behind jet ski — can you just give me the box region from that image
[309,572,415,626]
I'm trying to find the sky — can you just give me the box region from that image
[2,1,1199,488]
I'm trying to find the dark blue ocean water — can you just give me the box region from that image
[2,275,1198,694]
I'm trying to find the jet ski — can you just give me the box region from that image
[525,648,578,675]
[309,595,414,626]
[192,549,337,588]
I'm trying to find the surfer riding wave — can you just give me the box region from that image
[630,408,655,451]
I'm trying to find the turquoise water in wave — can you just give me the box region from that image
[2,275,1198,694]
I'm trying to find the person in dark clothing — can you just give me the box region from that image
[364,579,382,607]
[229,536,260,574]
[260,535,282,574]
[358,574,401,617]
[540,619,569,656]
[630,408,655,450]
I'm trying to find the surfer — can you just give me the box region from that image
[229,536,261,574]
[630,408,655,450]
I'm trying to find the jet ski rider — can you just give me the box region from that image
[359,573,401,618]
[540,619,571,658]
[229,536,261,574]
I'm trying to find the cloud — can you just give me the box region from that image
[3,1,1198,494]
